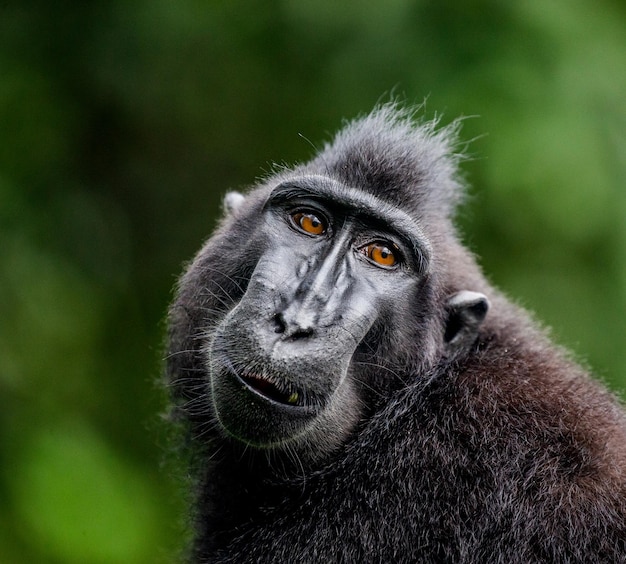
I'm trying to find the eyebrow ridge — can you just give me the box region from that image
[268,175,432,272]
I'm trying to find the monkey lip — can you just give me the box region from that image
[239,372,308,408]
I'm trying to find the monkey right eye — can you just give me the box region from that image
[290,211,327,236]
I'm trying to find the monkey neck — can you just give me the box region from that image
[193,440,326,555]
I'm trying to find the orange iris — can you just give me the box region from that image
[292,212,326,235]
[363,242,398,267]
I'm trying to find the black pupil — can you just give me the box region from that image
[304,214,320,229]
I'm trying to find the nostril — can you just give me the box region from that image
[290,328,313,340]
[273,313,286,334]
[273,312,315,339]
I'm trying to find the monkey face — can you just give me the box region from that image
[206,176,432,455]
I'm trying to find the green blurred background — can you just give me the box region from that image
[2,1,625,562]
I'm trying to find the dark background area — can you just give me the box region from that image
[1,1,625,561]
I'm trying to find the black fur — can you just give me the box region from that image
[166,106,626,562]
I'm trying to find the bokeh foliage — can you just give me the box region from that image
[1,1,625,561]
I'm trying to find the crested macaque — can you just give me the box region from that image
[166,106,626,562]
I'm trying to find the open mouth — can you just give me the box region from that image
[239,372,305,407]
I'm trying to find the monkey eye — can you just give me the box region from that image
[359,242,399,268]
[291,211,327,236]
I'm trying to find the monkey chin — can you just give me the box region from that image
[208,352,361,459]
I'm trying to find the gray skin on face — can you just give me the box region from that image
[207,176,486,457]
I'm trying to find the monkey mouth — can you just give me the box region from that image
[239,372,307,407]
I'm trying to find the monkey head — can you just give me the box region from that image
[168,108,489,461]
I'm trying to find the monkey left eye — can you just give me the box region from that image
[291,211,327,236]
[359,242,399,268]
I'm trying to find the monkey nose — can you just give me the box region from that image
[273,309,315,340]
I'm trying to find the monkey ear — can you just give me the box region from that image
[223,191,246,215]
[444,291,489,357]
